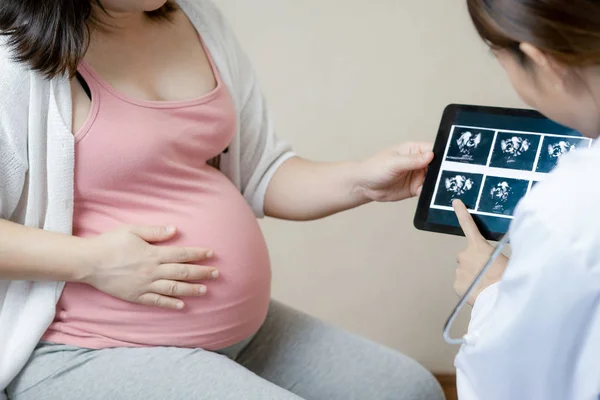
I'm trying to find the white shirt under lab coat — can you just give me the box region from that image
[456,142,600,400]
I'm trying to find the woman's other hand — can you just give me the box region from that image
[453,200,508,306]
[80,225,219,310]
[355,142,434,202]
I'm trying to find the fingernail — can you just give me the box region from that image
[176,302,184,309]
[166,226,176,234]
[206,250,214,258]
[199,285,207,295]
[211,270,219,278]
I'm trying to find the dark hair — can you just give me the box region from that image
[467,0,600,67]
[0,1,177,79]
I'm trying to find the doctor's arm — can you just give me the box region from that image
[452,206,600,400]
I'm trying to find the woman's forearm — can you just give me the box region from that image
[0,218,90,282]
[264,157,370,221]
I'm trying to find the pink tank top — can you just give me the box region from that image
[42,41,271,350]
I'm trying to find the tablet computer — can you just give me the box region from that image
[414,104,591,241]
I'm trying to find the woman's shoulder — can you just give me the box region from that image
[0,36,29,74]
[0,38,34,162]
[514,143,600,243]
[0,37,31,104]
[177,0,257,101]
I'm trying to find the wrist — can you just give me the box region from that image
[68,236,100,284]
[468,273,503,306]
[469,280,500,307]
[348,160,374,205]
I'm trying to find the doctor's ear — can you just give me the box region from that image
[519,43,547,68]
[519,42,570,91]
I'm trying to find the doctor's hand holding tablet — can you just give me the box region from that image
[414,103,592,307]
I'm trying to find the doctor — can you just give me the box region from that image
[451,1,600,399]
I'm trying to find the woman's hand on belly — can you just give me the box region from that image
[76,224,220,310]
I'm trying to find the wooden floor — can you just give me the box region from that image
[435,375,457,400]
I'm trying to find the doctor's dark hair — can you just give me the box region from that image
[467,0,600,67]
[0,1,177,79]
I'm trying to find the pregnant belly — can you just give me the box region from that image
[44,171,271,350]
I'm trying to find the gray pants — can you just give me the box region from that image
[7,301,444,400]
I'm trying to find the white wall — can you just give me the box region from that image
[214,0,525,373]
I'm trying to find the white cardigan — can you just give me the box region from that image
[0,0,293,395]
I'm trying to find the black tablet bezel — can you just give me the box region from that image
[413,103,547,242]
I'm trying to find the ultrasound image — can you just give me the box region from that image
[434,171,483,209]
[445,127,495,165]
[490,132,541,171]
[535,136,590,173]
[477,176,529,216]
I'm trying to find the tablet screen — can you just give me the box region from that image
[416,105,592,240]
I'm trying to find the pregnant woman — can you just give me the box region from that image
[0,1,443,399]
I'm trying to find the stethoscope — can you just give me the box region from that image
[442,234,511,345]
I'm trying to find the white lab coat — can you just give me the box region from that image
[455,143,600,400]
